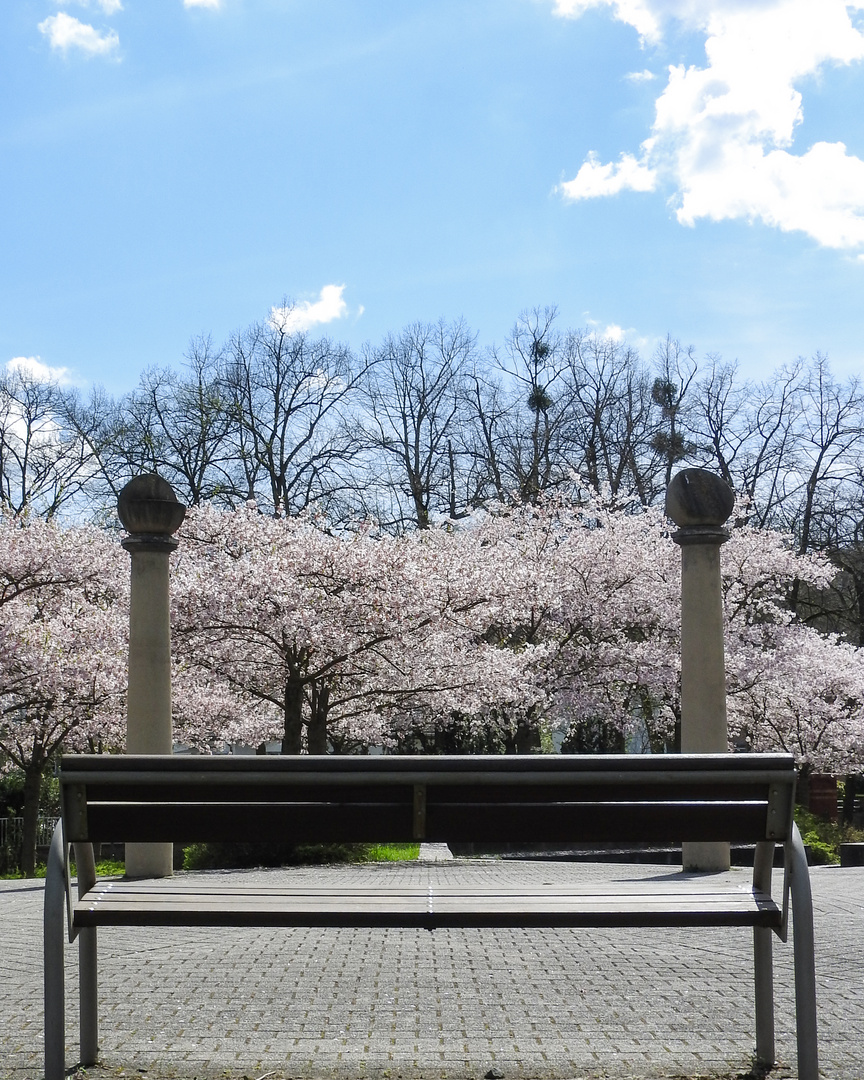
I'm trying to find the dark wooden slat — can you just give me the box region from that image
[73,910,783,929]
[80,799,773,845]
[78,781,418,805]
[75,780,774,806]
[424,801,771,843]
[428,782,774,803]
[84,801,415,843]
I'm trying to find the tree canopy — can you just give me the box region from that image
[3,300,864,873]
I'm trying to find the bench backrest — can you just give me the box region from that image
[58,753,796,847]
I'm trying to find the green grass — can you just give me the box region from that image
[0,857,125,880]
[1,845,421,878]
[363,842,420,861]
[90,858,126,876]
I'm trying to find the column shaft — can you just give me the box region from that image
[124,543,175,879]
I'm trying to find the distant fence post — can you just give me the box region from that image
[118,474,186,879]
[666,468,734,873]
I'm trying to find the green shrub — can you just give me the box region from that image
[795,805,864,864]
[800,830,836,865]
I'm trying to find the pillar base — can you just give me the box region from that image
[125,842,174,879]
[682,840,730,873]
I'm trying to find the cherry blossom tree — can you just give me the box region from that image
[170,504,539,754]
[168,494,863,775]
[443,494,857,765]
[722,520,864,775]
[0,516,127,874]
[452,495,681,751]
[728,624,864,776]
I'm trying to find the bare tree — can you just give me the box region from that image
[699,361,805,529]
[466,318,679,509]
[124,339,237,506]
[786,358,864,554]
[462,364,510,505]
[60,340,238,516]
[223,304,371,517]
[689,354,864,637]
[0,365,97,520]
[649,336,698,494]
[467,307,581,505]
[559,330,657,504]
[357,319,476,529]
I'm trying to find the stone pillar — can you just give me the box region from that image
[117,475,186,879]
[666,468,734,872]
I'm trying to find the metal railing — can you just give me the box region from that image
[1,816,55,850]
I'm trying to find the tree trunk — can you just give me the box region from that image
[307,681,330,755]
[512,710,541,754]
[282,674,304,754]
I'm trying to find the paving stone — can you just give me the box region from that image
[1,860,861,1079]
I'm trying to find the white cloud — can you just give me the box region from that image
[556,0,864,249]
[38,12,119,56]
[6,356,73,386]
[552,0,662,43]
[184,0,222,8]
[559,151,657,198]
[269,285,349,334]
[677,139,864,247]
[584,317,632,342]
[625,68,656,81]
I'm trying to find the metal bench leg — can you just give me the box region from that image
[74,842,99,1065]
[44,822,67,1080]
[787,824,818,1080]
[752,842,775,1065]
[78,927,98,1064]
[753,927,775,1063]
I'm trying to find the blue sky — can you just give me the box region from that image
[3,0,864,395]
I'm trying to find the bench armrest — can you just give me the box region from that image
[74,840,98,901]
[45,819,75,944]
[752,840,775,889]
[45,819,98,944]
[780,820,811,944]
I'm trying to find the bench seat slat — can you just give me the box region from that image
[71,878,782,930]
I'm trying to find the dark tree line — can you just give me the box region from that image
[3,301,864,640]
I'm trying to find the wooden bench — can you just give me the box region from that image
[44,752,818,1080]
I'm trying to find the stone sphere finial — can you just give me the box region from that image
[117,474,186,536]
[665,468,734,528]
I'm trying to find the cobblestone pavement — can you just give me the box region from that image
[2,858,862,1080]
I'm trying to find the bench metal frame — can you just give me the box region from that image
[44,753,818,1080]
